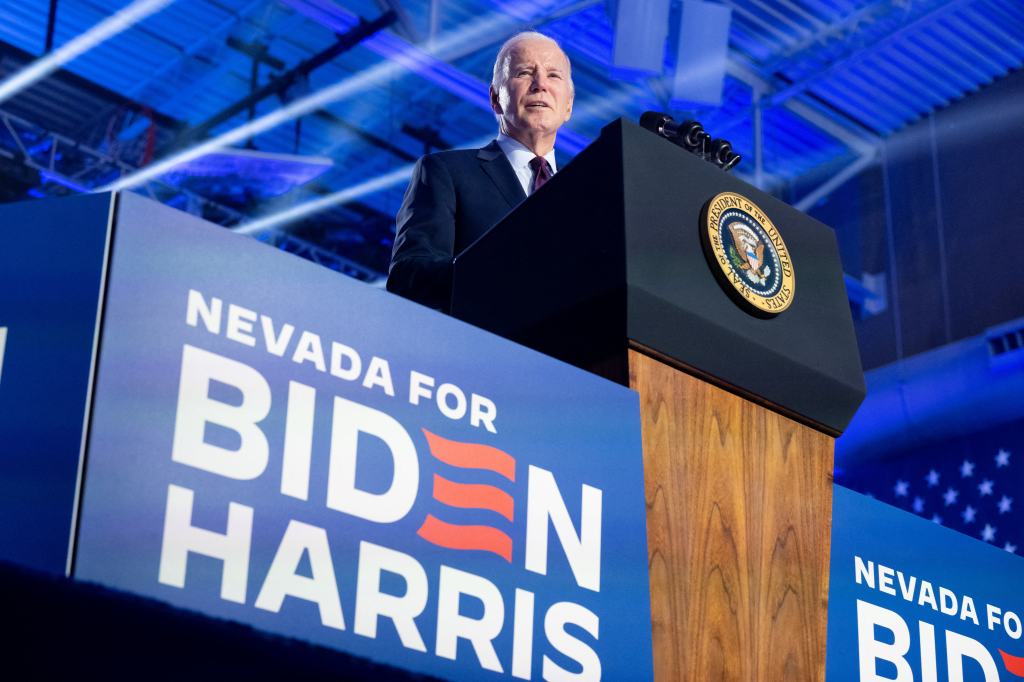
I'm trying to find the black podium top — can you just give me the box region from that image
[451,118,865,435]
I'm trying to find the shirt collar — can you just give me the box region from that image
[496,133,557,173]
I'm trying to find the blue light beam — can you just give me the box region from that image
[99,0,572,192]
[0,0,176,105]
[234,162,418,235]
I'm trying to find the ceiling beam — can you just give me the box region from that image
[79,0,270,144]
[0,0,174,105]
[125,0,268,101]
[175,11,397,148]
[793,149,877,213]
[727,58,879,156]
[765,0,978,109]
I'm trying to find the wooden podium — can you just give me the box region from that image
[450,119,865,680]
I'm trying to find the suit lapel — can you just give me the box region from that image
[478,141,527,209]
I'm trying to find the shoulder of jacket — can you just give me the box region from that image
[425,147,483,163]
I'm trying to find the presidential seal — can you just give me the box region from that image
[699,191,795,316]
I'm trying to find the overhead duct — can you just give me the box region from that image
[837,316,1024,462]
[671,0,732,107]
[609,0,670,78]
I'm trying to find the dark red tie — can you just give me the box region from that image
[529,156,552,194]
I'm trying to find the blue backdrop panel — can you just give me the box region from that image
[0,193,113,574]
[828,485,1024,682]
[74,192,652,680]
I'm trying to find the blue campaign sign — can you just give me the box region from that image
[0,193,114,574]
[828,485,1024,681]
[74,193,653,680]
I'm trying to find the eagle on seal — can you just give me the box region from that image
[727,222,770,285]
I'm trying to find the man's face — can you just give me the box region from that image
[490,38,573,149]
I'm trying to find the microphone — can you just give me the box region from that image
[707,138,742,171]
[639,111,741,172]
[639,111,708,150]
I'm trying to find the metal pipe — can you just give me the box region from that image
[177,12,397,148]
[45,0,59,53]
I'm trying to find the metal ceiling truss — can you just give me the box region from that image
[0,107,243,224]
[0,103,386,280]
[173,10,397,150]
[0,0,1018,298]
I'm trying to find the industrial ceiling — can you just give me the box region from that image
[0,0,1020,280]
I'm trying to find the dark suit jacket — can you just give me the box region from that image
[386,140,526,312]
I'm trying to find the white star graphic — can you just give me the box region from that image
[931,514,943,525]
[981,524,996,542]
[912,496,924,513]
[962,505,977,523]
[943,487,959,506]
[960,460,975,478]
[925,469,940,487]
[1005,542,1018,554]
[998,495,1013,514]
[996,449,1011,468]
[978,479,994,496]
[894,480,909,497]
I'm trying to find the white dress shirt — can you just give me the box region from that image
[496,133,558,196]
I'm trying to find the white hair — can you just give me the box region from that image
[490,31,574,97]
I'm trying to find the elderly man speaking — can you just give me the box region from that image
[386,32,574,312]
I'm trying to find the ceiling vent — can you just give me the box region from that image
[986,318,1024,371]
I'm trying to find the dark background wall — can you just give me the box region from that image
[798,68,1024,372]
[818,68,1024,551]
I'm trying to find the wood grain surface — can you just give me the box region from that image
[628,349,834,681]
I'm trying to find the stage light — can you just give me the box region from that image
[0,0,175,105]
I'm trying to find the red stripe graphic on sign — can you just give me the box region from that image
[422,429,516,481]
[431,474,514,522]
[1000,649,1024,677]
[416,514,513,562]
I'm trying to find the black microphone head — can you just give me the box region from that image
[639,111,673,135]
[676,120,702,147]
[708,138,733,166]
